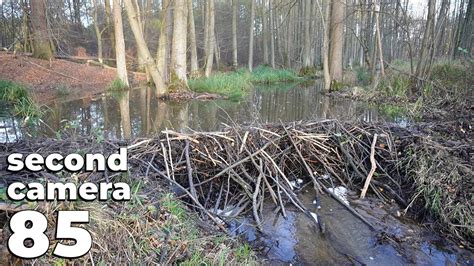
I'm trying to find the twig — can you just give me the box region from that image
[360,134,378,199]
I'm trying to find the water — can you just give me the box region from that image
[2,82,467,263]
[229,190,471,265]
[29,82,399,140]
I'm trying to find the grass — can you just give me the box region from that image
[107,77,129,91]
[402,143,473,242]
[55,84,71,96]
[4,169,260,265]
[188,65,301,100]
[0,79,42,118]
[188,71,252,100]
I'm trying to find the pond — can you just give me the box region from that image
[1,81,405,142]
[0,82,470,264]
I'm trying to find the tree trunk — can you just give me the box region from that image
[133,0,146,73]
[204,0,215,77]
[374,0,385,77]
[262,1,269,65]
[30,0,53,60]
[232,0,239,69]
[92,0,103,63]
[113,0,129,86]
[171,0,188,84]
[157,0,172,82]
[413,0,436,92]
[269,0,276,68]
[105,0,115,57]
[317,0,331,91]
[124,0,167,95]
[248,0,256,71]
[329,0,344,87]
[303,0,312,67]
[20,0,31,52]
[188,0,199,77]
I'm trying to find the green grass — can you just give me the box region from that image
[249,66,300,84]
[188,71,252,100]
[0,80,29,102]
[107,77,129,91]
[188,66,301,100]
[0,79,42,118]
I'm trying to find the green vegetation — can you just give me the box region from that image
[250,66,300,84]
[298,66,319,77]
[188,71,252,100]
[188,65,301,100]
[107,77,129,91]
[355,66,371,85]
[19,170,259,265]
[0,80,42,118]
[55,84,71,96]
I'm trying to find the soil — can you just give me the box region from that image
[0,52,146,103]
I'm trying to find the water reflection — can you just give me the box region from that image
[33,82,392,140]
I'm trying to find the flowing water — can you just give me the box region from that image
[1,82,470,264]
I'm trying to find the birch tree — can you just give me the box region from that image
[232,0,239,69]
[171,0,188,85]
[204,0,215,77]
[188,0,199,77]
[248,0,255,71]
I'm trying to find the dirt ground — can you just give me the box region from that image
[0,52,146,103]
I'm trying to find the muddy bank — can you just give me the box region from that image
[0,53,148,103]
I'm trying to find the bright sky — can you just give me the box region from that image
[408,0,428,17]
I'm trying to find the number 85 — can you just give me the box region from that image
[8,210,92,259]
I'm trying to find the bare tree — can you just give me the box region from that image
[248,0,255,71]
[329,0,345,87]
[91,0,103,63]
[124,0,167,95]
[374,0,385,77]
[30,0,52,60]
[413,0,436,92]
[157,0,172,82]
[188,0,199,77]
[171,0,188,84]
[303,0,312,67]
[113,0,129,86]
[232,0,239,70]
[204,0,215,77]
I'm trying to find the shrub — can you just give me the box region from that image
[107,78,129,91]
[0,80,42,118]
[355,67,371,85]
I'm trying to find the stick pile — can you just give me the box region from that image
[1,119,472,245]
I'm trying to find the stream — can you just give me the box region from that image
[0,82,471,264]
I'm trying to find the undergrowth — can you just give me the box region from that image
[107,78,129,91]
[188,66,301,99]
[2,174,259,265]
[0,80,42,118]
[402,139,473,243]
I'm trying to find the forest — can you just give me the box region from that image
[0,0,472,264]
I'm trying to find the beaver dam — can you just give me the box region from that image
[1,119,472,264]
